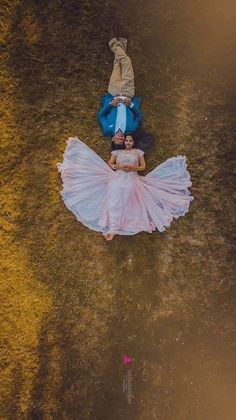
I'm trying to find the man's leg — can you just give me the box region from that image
[109,39,135,98]
[108,38,135,98]
[120,51,135,98]
[108,38,123,96]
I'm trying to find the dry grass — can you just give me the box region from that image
[0,0,236,419]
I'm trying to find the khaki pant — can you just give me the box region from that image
[108,38,135,98]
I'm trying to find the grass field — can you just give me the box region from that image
[1,0,236,419]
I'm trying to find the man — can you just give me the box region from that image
[97,23,143,146]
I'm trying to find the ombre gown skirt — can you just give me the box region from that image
[57,138,194,236]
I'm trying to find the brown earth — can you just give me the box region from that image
[0,0,236,419]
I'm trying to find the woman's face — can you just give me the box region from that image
[124,135,134,149]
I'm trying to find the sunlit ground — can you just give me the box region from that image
[1,0,236,419]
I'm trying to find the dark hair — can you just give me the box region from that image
[111,142,125,151]
[132,126,155,153]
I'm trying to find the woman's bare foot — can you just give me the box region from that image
[104,233,114,241]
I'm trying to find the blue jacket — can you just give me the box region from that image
[97,93,143,137]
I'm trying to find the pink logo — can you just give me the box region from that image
[123,355,133,365]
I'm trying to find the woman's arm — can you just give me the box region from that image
[107,154,126,170]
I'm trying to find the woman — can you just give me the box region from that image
[57,136,194,240]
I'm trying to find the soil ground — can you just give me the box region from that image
[1,0,236,419]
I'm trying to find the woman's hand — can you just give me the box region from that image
[122,164,136,171]
[117,163,130,170]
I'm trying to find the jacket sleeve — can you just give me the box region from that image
[129,104,144,131]
[97,103,113,136]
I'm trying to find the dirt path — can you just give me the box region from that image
[1,1,235,419]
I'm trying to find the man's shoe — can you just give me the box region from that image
[108,21,128,51]
[108,21,117,42]
[116,22,128,39]
[118,37,128,51]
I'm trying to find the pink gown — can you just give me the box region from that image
[57,138,194,236]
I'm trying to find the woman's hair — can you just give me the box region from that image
[131,126,155,153]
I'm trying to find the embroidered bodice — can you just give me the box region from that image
[111,148,144,168]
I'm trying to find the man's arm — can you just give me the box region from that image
[122,97,144,130]
[97,99,120,136]
[97,103,112,135]
[129,103,144,131]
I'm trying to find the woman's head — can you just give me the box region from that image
[124,134,135,149]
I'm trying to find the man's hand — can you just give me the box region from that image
[110,98,121,107]
[123,97,131,106]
